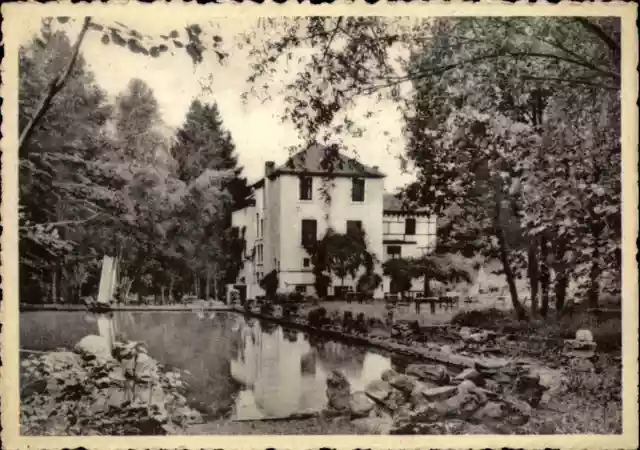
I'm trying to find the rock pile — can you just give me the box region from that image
[323,359,552,435]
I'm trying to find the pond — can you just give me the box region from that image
[20,311,395,421]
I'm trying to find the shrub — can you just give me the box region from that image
[450,308,511,328]
[20,340,201,436]
[307,307,328,328]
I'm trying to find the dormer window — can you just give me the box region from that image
[299,176,313,200]
[351,178,365,202]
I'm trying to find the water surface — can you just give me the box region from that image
[20,311,393,420]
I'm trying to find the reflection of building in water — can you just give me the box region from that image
[230,321,324,418]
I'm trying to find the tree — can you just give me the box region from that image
[240,17,620,318]
[20,16,228,153]
[172,99,250,299]
[259,270,279,300]
[19,26,116,303]
[382,258,414,298]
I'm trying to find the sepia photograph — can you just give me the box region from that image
[1,2,637,448]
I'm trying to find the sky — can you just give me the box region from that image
[30,16,416,191]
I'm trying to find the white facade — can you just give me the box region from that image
[231,150,437,299]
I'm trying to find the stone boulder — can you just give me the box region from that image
[365,379,392,403]
[452,368,486,387]
[383,389,406,412]
[326,370,351,413]
[75,335,113,361]
[351,416,393,434]
[406,363,450,385]
[349,391,375,418]
[386,373,418,394]
[419,385,458,402]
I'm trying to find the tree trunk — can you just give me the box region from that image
[553,238,569,315]
[493,186,526,320]
[539,236,550,318]
[205,268,211,301]
[169,277,175,304]
[51,269,58,304]
[587,258,600,308]
[213,270,219,302]
[555,273,569,316]
[496,228,526,320]
[161,286,165,305]
[423,269,431,298]
[527,241,539,316]
[20,17,92,152]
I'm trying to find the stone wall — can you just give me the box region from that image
[323,358,554,435]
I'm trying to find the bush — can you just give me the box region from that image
[307,307,328,328]
[20,340,201,436]
[450,308,512,328]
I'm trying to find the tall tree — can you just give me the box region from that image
[19,25,115,303]
[172,99,249,299]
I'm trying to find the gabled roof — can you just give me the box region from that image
[252,144,385,188]
[383,193,431,214]
[277,144,386,178]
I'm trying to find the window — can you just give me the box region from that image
[295,285,307,294]
[346,220,362,237]
[405,218,416,235]
[383,221,391,234]
[387,245,401,259]
[299,176,313,200]
[351,178,365,202]
[256,213,260,238]
[301,219,317,247]
[260,218,264,238]
[303,258,311,268]
[231,226,239,238]
[257,244,264,263]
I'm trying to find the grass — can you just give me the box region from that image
[450,307,622,352]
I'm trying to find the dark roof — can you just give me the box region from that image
[252,144,385,188]
[383,193,430,214]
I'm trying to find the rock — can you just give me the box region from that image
[122,352,159,382]
[443,391,485,419]
[349,391,375,418]
[387,373,417,393]
[41,351,83,372]
[327,369,350,390]
[474,358,508,373]
[575,329,594,342]
[326,369,351,412]
[452,368,485,387]
[420,385,458,402]
[365,379,392,403]
[392,419,466,435]
[327,390,351,412]
[502,395,533,425]
[351,416,393,434]
[381,369,399,382]
[470,401,505,422]
[75,335,113,360]
[383,389,406,411]
[406,363,450,385]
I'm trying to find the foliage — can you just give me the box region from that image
[19,22,245,305]
[240,16,620,318]
[304,227,376,293]
[259,270,279,299]
[20,340,201,435]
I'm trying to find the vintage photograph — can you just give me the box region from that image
[5,6,631,441]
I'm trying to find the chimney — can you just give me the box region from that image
[265,161,275,177]
[373,165,379,171]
